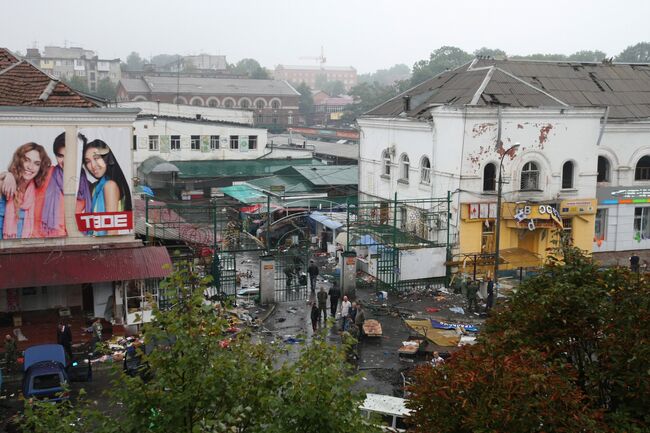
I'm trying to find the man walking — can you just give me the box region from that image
[354,302,366,340]
[57,322,73,359]
[486,277,494,312]
[329,281,341,318]
[4,334,17,374]
[340,295,352,331]
[308,260,319,292]
[466,280,478,313]
[317,286,328,325]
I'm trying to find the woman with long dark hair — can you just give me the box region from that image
[82,139,131,235]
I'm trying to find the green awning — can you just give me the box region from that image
[220,185,267,204]
[247,175,314,194]
[172,158,324,179]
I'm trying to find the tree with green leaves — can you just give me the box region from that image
[296,82,314,125]
[473,47,507,59]
[322,80,346,97]
[410,46,472,86]
[64,75,89,93]
[231,58,269,79]
[568,50,607,62]
[615,42,650,63]
[19,263,375,433]
[408,246,650,432]
[95,77,117,100]
[125,52,145,71]
[358,64,410,86]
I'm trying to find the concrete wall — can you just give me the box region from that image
[118,101,254,125]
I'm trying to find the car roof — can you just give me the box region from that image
[24,344,66,370]
[360,394,411,417]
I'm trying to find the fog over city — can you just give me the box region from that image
[4,0,649,72]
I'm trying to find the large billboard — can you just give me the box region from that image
[75,127,133,236]
[0,126,133,240]
[0,127,67,239]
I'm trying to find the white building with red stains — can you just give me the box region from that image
[358,58,650,274]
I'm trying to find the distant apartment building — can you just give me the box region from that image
[274,65,357,91]
[24,46,122,92]
[179,54,227,71]
[116,76,300,128]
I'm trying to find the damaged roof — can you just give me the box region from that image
[0,47,101,107]
[367,58,650,121]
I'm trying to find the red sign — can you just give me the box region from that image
[75,211,133,232]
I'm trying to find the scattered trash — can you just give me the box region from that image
[425,307,440,313]
[276,317,286,323]
[449,307,465,315]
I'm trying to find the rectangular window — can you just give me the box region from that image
[148,135,159,151]
[595,209,607,240]
[191,135,200,150]
[132,135,137,151]
[210,135,219,150]
[249,135,257,149]
[171,135,181,151]
[230,135,239,150]
[482,223,495,253]
[562,218,573,245]
[634,207,650,240]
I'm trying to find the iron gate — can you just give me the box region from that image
[274,242,311,302]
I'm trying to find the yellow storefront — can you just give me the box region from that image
[458,199,597,273]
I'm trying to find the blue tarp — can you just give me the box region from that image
[309,211,343,230]
[431,319,479,333]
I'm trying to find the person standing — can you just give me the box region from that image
[466,280,478,313]
[310,302,320,333]
[308,260,319,292]
[329,281,341,318]
[340,295,352,331]
[431,351,445,367]
[317,286,328,324]
[91,318,103,350]
[486,277,494,312]
[284,265,294,290]
[57,322,73,359]
[630,253,640,274]
[354,302,366,340]
[4,334,17,374]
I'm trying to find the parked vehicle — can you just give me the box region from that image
[359,393,411,432]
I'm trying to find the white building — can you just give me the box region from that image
[359,58,650,274]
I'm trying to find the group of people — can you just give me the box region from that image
[310,283,365,336]
[0,133,131,239]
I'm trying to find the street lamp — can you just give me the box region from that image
[493,143,520,303]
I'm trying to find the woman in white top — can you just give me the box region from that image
[340,295,352,331]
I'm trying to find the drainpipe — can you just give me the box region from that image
[596,106,610,147]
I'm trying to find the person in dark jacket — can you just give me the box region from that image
[329,281,341,318]
[310,302,320,332]
[486,277,495,312]
[57,322,73,359]
[317,286,328,324]
[307,260,319,291]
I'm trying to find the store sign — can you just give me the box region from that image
[513,204,563,231]
[598,187,650,205]
[468,203,497,219]
[560,199,596,215]
[76,212,133,231]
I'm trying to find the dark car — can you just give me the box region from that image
[22,344,92,402]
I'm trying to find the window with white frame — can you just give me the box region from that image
[597,156,610,182]
[483,163,496,191]
[230,135,239,149]
[256,99,265,109]
[171,135,181,151]
[382,150,391,176]
[249,135,257,149]
[634,207,650,239]
[595,208,607,240]
[224,99,234,109]
[562,218,573,244]
[635,156,650,181]
[420,157,431,184]
[562,161,574,189]
[271,100,280,109]
[400,154,410,181]
[210,135,219,150]
[521,161,540,190]
[191,135,200,150]
[148,135,159,151]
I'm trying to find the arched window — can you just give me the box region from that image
[483,163,496,191]
[224,99,234,109]
[521,161,540,190]
[208,99,218,107]
[420,157,431,184]
[400,154,410,181]
[255,99,266,109]
[271,100,281,109]
[562,161,574,189]
[635,156,650,180]
[382,149,391,176]
[240,99,251,109]
[597,156,610,182]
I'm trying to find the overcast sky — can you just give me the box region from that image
[3,0,648,74]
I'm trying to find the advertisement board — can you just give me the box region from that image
[76,127,133,236]
[0,127,67,239]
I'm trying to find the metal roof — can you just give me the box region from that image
[220,185,268,204]
[275,165,358,185]
[172,158,324,178]
[367,58,650,121]
[138,156,180,176]
[247,174,314,194]
[120,76,300,96]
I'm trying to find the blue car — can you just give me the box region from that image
[22,344,91,402]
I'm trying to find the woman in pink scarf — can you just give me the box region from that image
[0,143,51,239]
